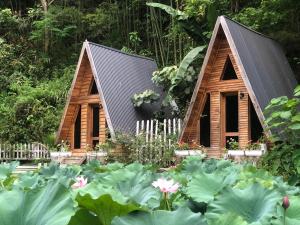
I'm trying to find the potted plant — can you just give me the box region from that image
[86,143,108,160]
[174,141,204,157]
[244,141,266,156]
[50,140,71,159]
[226,138,245,156]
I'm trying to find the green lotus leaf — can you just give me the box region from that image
[236,166,274,189]
[76,192,142,225]
[0,180,75,225]
[271,196,300,225]
[207,213,249,225]
[208,183,281,225]
[186,171,237,203]
[116,171,161,209]
[14,172,42,189]
[68,208,99,225]
[111,207,207,225]
[0,161,18,180]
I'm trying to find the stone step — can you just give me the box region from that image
[205,149,224,159]
[13,166,39,174]
[61,156,86,166]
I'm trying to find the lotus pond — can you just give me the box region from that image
[0,158,300,225]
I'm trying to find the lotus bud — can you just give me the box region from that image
[282,196,290,210]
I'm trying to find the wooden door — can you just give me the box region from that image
[89,104,100,147]
[221,92,239,148]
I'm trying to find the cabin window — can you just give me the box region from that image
[74,107,81,149]
[90,80,99,95]
[249,98,263,142]
[221,56,238,80]
[200,94,210,147]
[91,104,100,147]
[225,94,239,132]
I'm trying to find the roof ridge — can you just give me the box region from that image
[221,15,275,41]
[86,41,155,62]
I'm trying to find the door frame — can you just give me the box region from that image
[220,92,240,148]
[88,103,100,148]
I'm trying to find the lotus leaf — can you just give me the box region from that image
[111,207,207,225]
[0,180,75,225]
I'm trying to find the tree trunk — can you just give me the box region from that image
[40,0,55,53]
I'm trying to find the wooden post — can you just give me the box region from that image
[239,92,249,148]
[136,121,140,136]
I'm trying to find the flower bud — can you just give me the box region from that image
[282,196,290,210]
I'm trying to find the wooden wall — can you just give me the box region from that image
[181,28,252,151]
[57,51,107,151]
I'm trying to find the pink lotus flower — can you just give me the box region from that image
[282,196,290,210]
[72,176,88,189]
[152,178,180,193]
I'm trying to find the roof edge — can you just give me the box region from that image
[178,16,222,142]
[85,42,117,141]
[56,42,88,144]
[220,15,275,41]
[220,16,271,136]
[85,40,156,62]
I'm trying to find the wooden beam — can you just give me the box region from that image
[70,95,100,104]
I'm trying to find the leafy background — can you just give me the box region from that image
[0,0,299,144]
[0,158,299,225]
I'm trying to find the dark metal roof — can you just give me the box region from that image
[87,42,162,134]
[223,16,298,110]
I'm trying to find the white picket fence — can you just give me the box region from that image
[0,143,50,160]
[134,118,182,165]
[136,118,182,143]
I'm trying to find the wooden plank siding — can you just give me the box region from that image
[57,51,107,151]
[181,28,252,151]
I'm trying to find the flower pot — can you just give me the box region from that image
[244,150,263,157]
[86,151,107,163]
[175,150,203,157]
[50,152,71,158]
[227,150,245,156]
[87,151,107,157]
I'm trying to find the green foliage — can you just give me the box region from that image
[131,90,160,107]
[261,85,300,182]
[151,46,205,114]
[208,183,281,225]
[99,132,177,167]
[226,137,240,150]
[0,159,299,224]
[0,180,75,225]
[0,0,299,143]
[112,207,206,225]
[186,171,237,203]
[272,196,300,225]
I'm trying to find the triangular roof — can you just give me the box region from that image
[180,16,298,140]
[57,41,162,141]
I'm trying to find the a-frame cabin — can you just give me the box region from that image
[57,41,162,152]
[180,16,298,155]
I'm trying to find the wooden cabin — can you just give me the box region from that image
[180,16,298,156]
[56,41,163,152]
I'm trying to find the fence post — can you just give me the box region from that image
[178,119,181,138]
[136,121,140,136]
